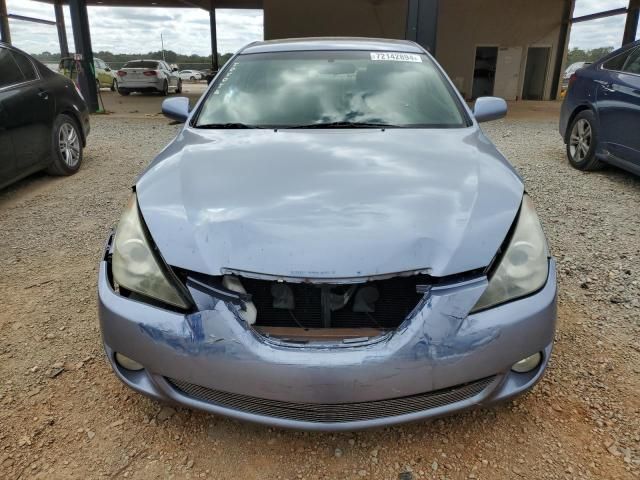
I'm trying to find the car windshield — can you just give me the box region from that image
[123,60,158,69]
[195,50,468,128]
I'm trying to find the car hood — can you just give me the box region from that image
[136,127,523,280]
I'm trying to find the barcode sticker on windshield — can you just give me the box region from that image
[370,52,422,62]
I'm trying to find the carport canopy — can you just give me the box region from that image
[5,0,263,112]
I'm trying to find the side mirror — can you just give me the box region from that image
[162,97,190,123]
[104,67,111,72]
[473,96,507,123]
[172,67,179,72]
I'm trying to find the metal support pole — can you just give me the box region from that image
[551,0,574,100]
[209,1,219,72]
[0,0,11,44]
[54,1,69,57]
[69,0,99,112]
[623,0,640,45]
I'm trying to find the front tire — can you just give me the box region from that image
[160,80,169,96]
[111,79,117,92]
[175,79,182,94]
[47,114,83,176]
[189,76,195,81]
[566,110,603,171]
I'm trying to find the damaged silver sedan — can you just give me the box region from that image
[98,38,557,430]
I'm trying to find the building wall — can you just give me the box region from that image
[262,0,567,101]
[436,0,567,100]
[264,0,408,40]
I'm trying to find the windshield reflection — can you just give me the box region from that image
[196,51,467,128]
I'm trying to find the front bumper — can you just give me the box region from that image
[98,253,557,431]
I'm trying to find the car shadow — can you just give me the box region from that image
[0,170,52,207]
[589,163,640,190]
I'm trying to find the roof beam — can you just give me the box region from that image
[7,13,57,26]
[571,7,627,24]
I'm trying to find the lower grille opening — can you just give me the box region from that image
[239,275,428,340]
[166,376,496,423]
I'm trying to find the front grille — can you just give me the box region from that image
[166,376,495,423]
[241,276,427,329]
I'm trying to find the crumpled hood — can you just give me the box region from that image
[136,127,523,279]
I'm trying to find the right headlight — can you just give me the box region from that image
[471,194,549,312]
[112,194,191,310]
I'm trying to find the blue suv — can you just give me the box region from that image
[560,40,640,174]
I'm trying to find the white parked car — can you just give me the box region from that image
[178,70,203,81]
[116,60,182,96]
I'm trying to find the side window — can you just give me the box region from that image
[622,48,640,75]
[12,51,37,81]
[0,48,26,88]
[603,50,631,71]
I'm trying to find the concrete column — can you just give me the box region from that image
[0,0,10,44]
[210,1,219,72]
[68,0,99,112]
[54,1,69,57]
[551,0,574,100]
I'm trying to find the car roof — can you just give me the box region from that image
[241,37,424,55]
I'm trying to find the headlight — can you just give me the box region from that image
[112,194,191,309]
[471,194,549,312]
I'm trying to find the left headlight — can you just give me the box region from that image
[471,194,549,312]
[112,194,191,309]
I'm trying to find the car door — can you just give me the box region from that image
[163,62,177,87]
[94,58,107,87]
[0,47,23,184]
[596,46,640,166]
[158,61,169,85]
[3,49,55,173]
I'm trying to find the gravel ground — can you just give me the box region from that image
[0,114,638,479]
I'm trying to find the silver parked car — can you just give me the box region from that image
[99,38,557,431]
[178,69,203,81]
[116,59,181,96]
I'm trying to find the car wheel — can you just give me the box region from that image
[160,80,169,96]
[111,79,117,92]
[175,79,182,94]
[47,114,83,176]
[566,110,603,171]
[189,76,195,81]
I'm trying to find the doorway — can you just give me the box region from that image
[472,46,498,99]
[522,47,551,100]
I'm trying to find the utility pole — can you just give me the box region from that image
[161,32,166,62]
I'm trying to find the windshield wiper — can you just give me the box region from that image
[287,121,398,129]
[195,122,263,129]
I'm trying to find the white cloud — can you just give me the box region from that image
[569,0,630,49]
[6,0,263,55]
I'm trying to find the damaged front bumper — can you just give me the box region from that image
[98,243,558,431]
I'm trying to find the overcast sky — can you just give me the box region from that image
[6,0,263,55]
[5,0,639,55]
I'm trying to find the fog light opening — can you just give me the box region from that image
[115,352,144,371]
[511,352,542,373]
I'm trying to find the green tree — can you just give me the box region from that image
[567,46,615,65]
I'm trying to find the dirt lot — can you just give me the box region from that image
[0,102,639,479]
